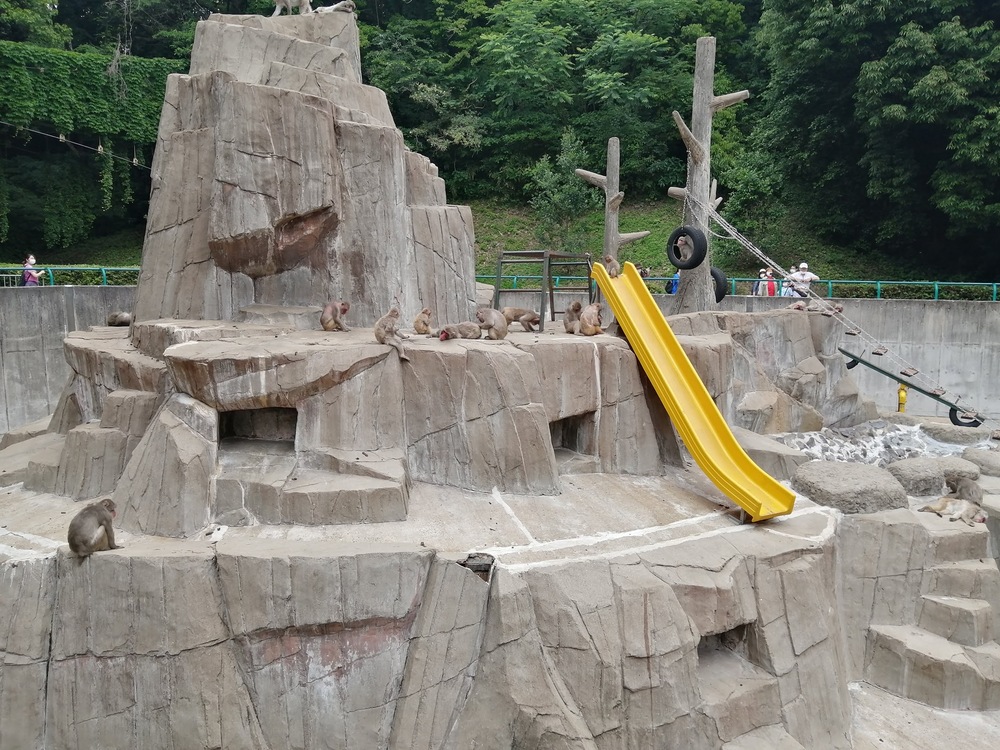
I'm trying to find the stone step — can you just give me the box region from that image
[698,647,782,744]
[866,624,998,709]
[918,595,993,646]
[279,469,406,525]
[722,724,804,750]
[921,521,991,564]
[925,559,1000,606]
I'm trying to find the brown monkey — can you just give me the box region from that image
[476,307,509,340]
[320,300,351,332]
[918,496,987,526]
[374,307,410,361]
[501,307,540,332]
[68,498,122,559]
[106,311,131,326]
[438,322,482,340]
[945,475,984,504]
[563,301,583,334]
[603,255,621,278]
[413,307,433,335]
[577,302,604,336]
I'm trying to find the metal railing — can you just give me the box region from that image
[0,267,140,286]
[478,275,1000,301]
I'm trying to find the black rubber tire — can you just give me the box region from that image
[667,226,708,270]
[710,266,728,303]
[949,407,983,428]
[845,358,859,370]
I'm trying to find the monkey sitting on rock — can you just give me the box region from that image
[413,307,433,335]
[68,498,123,560]
[320,300,351,332]
[476,307,508,340]
[576,302,604,336]
[374,307,410,361]
[946,474,984,504]
[563,301,582,334]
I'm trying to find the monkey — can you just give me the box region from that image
[314,0,355,10]
[374,307,410,361]
[563,300,583,334]
[476,307,509,340]
[675,234,691,262]
[918,496,988,526]
[501,306,540,332]
[320,300,351,332]
[603,255,621,278]
[413,307,433,335]
[67,498,122,559]
[272,0,312,15]
[945,475,984,504]
[787,301,808,311]
[106,311,131,326]
[438,322,482,340]
[576,302,604,336]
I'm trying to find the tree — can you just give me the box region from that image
[0,0,72,48]
[528,128,601,253]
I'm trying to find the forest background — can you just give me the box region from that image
[1,0,999,288]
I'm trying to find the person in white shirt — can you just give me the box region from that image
[788,262,819,297]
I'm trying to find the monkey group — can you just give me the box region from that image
[67,498,122,560]
[918,474,988,526]
[560,300,604,336]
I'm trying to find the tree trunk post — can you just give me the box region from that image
[667,37,748,314]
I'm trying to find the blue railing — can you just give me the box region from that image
[479,275,1000,301]
[0,267,140,286]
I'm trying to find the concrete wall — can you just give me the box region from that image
[0,286,135,434]
[501,289,1000,420]
[3,287,994,435]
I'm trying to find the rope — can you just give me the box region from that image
[685,193,994,428]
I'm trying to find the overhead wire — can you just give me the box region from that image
[0,119,150,171]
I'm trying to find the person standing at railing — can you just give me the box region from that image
[756,268,776,296]
[751,269,765,295]
[781,265,798,296]
[788,262,820,297]
[21,255,43,286]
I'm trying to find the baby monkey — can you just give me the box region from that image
[413,307,433,335]
[320,300,351,332]
[68,498,122,560]
[603,255,621,278]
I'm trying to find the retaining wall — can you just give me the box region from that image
[0,286,134,434]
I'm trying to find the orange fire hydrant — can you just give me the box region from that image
[897,383,908,413]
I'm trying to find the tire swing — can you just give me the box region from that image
[667,226,708,270]
[949,407,983,428]
[711,267,728,303]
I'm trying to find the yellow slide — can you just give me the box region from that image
[593,261,795,522]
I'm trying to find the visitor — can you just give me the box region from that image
[751,269,765,296]
[781,265,798,297]
[788,262,820,297]
[21,255,42,287]
[756,268,776,297]
[669,271,679,294]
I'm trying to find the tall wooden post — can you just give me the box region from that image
[576,137,650,261]
[667,37,748,314]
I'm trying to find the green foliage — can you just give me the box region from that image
[0,41,184,140]
[0,0,72,48]
[528,129,602,253]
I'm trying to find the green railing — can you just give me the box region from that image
[479,275,1000,301]
[0,267,140,286]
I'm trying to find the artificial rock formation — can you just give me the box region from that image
[1,11,998,750]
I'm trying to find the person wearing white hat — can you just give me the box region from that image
[788,262,819,297]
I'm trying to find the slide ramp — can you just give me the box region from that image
[592,261,794,522]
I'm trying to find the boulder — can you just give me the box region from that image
[792,460,908,513]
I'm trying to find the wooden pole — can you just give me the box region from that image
[667,37,749,314]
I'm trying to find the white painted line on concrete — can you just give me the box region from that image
[475,509,733,557]
[494,504,840,573]
[491,487,536,544]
